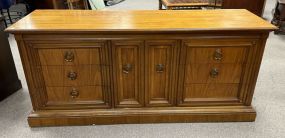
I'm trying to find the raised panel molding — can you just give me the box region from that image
[145,40,179,106]
[24,41,112,109]
[178,38,257,106]
[112,41,145,107]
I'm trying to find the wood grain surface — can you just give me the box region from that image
[6,10,274,126]
[5,10,276,33]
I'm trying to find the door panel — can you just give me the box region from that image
[112,41,144,107]
[145,40,178,106]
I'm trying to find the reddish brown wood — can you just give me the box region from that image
[222,0,266,16]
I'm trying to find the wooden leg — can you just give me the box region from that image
[159,0,162,10]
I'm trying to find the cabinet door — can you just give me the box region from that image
[112,41,144,107]
[145,40,179,106]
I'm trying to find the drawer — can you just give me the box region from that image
[38,48,102,65]
[186,47,247,64]
[46,86,106,104]
[185,64,243,83]
[42,65,103,86]
[183,83,239,102]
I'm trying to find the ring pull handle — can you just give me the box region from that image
[67,71,77,80]
[122,64,132,74]
[70,88,79,98]
[64,51,74,62]
[213,48,223,61]
[210,68,219,78]
[156,64,165,73]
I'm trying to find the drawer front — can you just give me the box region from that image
[183,84,240,103]
[46,86,107,106]
[112,41,144,107]
[42,65,103,86]
[186,47,247,64]
[185,64,243,83]
[38,48,102,66]
[145,40,178,106]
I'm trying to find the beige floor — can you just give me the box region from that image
[1,0,285,138]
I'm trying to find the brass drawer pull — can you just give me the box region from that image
[213,48,223,61]
[67,71,77,80]
[64,51,74,62]
[70,88,79,98]
[156,64,165,73]
[210,68,219,78]
[122,64,132,74]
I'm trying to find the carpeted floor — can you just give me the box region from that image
[1,0,285,138]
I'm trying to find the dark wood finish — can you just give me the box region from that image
[0,15,22,101]
[26,0,67,9]
[222,0,266,16]
[5,10,276,127]
[272,1,285,34]
[159,0,266,16]
[160,0,213,10]
[67,0,88,9]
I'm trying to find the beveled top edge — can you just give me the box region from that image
[6,9,277,34]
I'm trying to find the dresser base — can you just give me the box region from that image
[28,106,256,127]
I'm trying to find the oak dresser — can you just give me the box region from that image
[6,9,276,127]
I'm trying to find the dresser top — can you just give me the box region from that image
[6,9,276,33]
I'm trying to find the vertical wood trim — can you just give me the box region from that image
[173,40,182,105]
[99,41,111,107]
[108,40,115,108]
[177,40,188,105]
[238,41,258,104]
[244,33,269,105]
[15,35,43,110]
